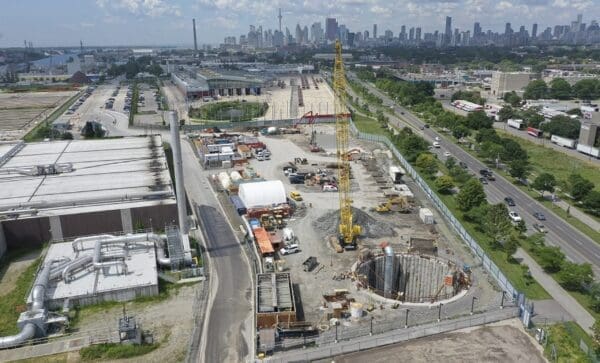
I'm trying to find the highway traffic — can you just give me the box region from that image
[349,74,600,275]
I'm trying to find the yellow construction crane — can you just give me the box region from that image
[333,40,361,249]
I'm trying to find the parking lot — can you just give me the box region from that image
[134,83,164,126]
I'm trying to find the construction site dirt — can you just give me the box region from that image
[204,124,510,354]
[324,319,545,363]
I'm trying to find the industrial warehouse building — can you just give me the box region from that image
[490,71,533,98]
[171,67,266,100]
[0,136,178,258]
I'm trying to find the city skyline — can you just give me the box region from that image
[0,0,597,47]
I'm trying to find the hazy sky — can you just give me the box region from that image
[0,0,595,47]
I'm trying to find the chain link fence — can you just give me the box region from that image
[268,306,520,362]
[348,121,520,301]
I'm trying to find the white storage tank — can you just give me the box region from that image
[350,302,363,319]
[419,208,434,225]
[218,171,231,190]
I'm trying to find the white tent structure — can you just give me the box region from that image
[238,180,287,208]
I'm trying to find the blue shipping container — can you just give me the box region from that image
[230,195,247,215]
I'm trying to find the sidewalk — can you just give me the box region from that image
[553,198,600,232]
[515,248,595,334]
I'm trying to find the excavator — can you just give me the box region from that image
[374,196,411,213]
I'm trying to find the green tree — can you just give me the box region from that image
[540,115,581,139]
[583,191,600,216]
[557,262,593,291]
[504,234,520,261]
[590,282,600,313]
[465,110,493,130]
[451,124,470,139]
[567,174,595,201]
[147,63,163,77]
[475,128,501,144]
[515,219,527,234]
[463,204,488,226]
[573,78,600,100]
[532,172,557,195]
[537,246,565,273]
[502,91,521,107]
[549,78,572,100]
[415,153,438,176]
[508,159,530,181]
[593,320,600,354]
[435,175,455,194]
[483,203,513,245]
[444,156,456,170]
[456,178,487,212]
[497,105,514,122]
[523,79,548,100]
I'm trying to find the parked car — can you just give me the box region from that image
[323,184,338,192]
[280,244,300,255]
[533,223,548,233]
[290,191,303,201]
[508,211,522,222]
[479,177,488,185]
[533,212,546,221]
[504,197,516,207]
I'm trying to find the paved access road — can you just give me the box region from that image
[180,140,253,362]
[349,74,600,275]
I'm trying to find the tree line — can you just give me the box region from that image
[524,78,600,100]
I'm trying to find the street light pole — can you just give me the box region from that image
[405,309,409,328]
[335,321,339,343]
[438,303,443,322]
[370,316,374,336]
[501,291,506,309]
[471,296,478,315]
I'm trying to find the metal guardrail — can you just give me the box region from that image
[348,120,520,300]
[267,307,520,362]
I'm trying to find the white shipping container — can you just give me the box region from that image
[577,144,600,158]
[218,171,231,190]
[419,208,434,225]
[507,119,524,130]
[550,134,576,149]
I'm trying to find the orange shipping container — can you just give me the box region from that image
[253,227,274,254]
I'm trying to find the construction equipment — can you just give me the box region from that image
[333,40,361,250]
[260,214,274,231]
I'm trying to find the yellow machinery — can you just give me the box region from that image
[334,40,361,249]
[375,196,410,213]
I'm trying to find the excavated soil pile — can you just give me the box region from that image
[313,208,397,238]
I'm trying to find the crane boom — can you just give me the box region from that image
[333,40,360,248]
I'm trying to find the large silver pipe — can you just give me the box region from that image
[168,111,188,235]
[383,245,395,299]
[93,240,128,274]
[60,255,93,282]
[0,323,36,349]
[72,234,114,252]
[0,191,174,214]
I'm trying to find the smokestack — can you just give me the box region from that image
[192,18,198,56]
[168,111,192,262]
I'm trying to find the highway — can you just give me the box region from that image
[349,74,600,275]
[180,139,254,362]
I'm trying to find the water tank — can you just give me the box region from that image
[218,172,231,190]
[350,303,363,319]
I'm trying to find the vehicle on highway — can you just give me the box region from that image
[433,142,441,148]
[290,191,303,201]
[533,223,548,233]
[459,161,468,169]
[280,244,299,255]
[479,177,488,184]
[504,197,516,206]
[435,136,441,141]
[533,212,546,221]
[444,151,451,157]
[424,124,430,128]
[508,211,522,222]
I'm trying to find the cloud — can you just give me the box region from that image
[96,0,181,17]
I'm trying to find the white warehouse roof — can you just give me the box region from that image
[238,180,286,208]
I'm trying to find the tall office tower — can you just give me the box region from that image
[373,24,378,39]
[384,30,393,40]
[364,30,369,39]
[400,25,406,41]
[473,22,481,37]
[339,24,348,44]
[415,27,422,42]
[444,16,452,45]
[311,22,323,43]
[303,26,309,43]
[532,23,538,38]
[577,14,583,30]
[453,28,459,45]
[505,22,512,35]
[278,8,282,32]
[409,27,415,41]
[295,24,303,43]
[326,18,338,40]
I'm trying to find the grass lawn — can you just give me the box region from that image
[189,100,268,122]
[0,252,42,335]
[23,91,82,142]
[80,343,159,361]
[544,322,593,362]
[496,130,600,188]
[352,114,389,136]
